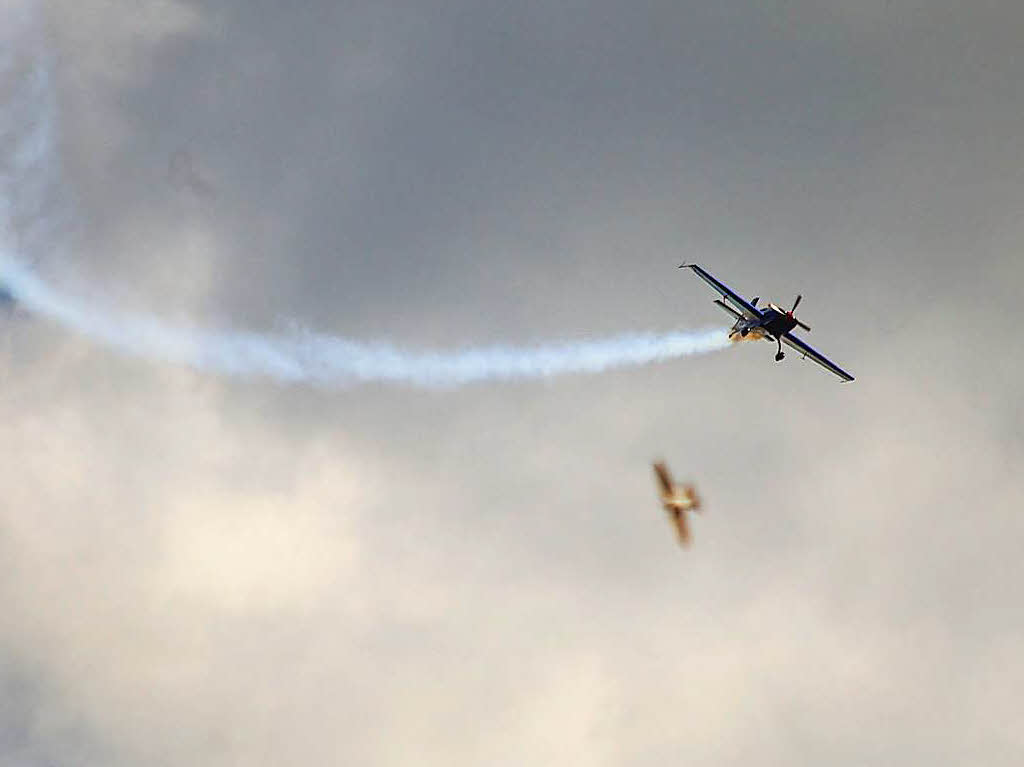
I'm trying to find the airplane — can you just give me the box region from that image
[653,461,702,547]
[679,263,855,382]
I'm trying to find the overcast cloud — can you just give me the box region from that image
[1,0,1022,764]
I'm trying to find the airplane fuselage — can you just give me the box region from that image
[731,307,797,341]
[682,262,855,381]
[660,490,699,512]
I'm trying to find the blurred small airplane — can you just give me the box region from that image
[653,461,702,547]
[679,263,855,382]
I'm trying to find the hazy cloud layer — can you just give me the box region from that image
[1,0,1022,764]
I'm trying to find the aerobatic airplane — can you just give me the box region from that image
[680,263,855,382]
[653,461,702,547]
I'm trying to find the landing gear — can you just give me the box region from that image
[774,338,785,362]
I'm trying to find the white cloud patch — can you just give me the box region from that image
[154,474,361,614]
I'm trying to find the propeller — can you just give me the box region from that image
[769,294,811,331]
[786,294,810,331]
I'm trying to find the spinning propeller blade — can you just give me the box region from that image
[785,294,810,330]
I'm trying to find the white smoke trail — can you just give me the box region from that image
[0,257,729,387]
[0,2,729,389]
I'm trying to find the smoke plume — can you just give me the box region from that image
[0,1,728,390]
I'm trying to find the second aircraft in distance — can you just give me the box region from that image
[653,461,702,547]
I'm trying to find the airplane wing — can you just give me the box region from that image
[670,509,691,546]
[653,462,674,495]
[680,264,762,320]
[780,333,855,382]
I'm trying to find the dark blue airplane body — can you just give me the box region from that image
[680,263,855,382]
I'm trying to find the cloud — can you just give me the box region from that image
[2,1,1023,765]
[46,0,206,85]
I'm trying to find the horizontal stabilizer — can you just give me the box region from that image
[713,299,743,320]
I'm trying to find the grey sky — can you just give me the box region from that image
[2,0,1022,764]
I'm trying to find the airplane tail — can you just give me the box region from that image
[682,484,702,513]
[713,299,743,320]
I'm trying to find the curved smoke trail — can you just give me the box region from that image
[0,257,729,387]
[0,2,728,389]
